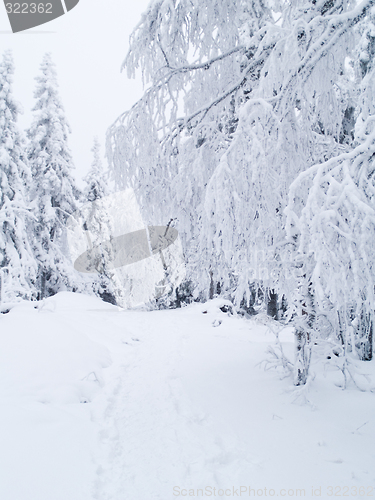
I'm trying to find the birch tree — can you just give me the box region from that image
[108,0,375,383]
[285,7,375,378]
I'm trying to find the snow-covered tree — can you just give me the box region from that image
[108,0,375,383]
[285,11,375,381]
[286,118,375,386]
[82,137,117,304]
[107,0,275,304]
[28,53,83,299]
[84,137,108,202]
[0,51,37,304]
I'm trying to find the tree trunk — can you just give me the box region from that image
[294,326,310,386]
[209,270,214,300]
[266,289,278,320]
[355,310,373,361]
[337,308,347,349]
[294,282,315,386]
[40,269,46,300]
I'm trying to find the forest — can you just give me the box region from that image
[1,0,375,388]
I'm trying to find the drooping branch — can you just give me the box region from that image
[110,39,276,147]
[276,0,375,115]
[123,44,245,76]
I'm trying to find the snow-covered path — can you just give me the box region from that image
[0,293,374,500]
[93,304,260,499]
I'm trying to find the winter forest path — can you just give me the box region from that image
[89,300,375,500]
[0,293,374,500]
[93,303,260,499]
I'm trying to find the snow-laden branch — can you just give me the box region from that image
[285,117,375,319]
[123,45,245,76]
[276,0,375,114]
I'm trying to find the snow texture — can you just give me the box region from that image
[0,292,374,499]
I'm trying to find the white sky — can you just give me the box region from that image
[0,0,150,186]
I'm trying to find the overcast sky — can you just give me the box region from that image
[0,0,150,185]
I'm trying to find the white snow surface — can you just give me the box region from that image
[0,292,374,500]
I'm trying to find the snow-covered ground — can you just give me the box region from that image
[0,292,374,500]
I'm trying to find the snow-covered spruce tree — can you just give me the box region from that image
[84,137,108,203]
[83,137,117,305]
[0,51,37,304]
[108,1,375,381]
[27,53,83,299]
